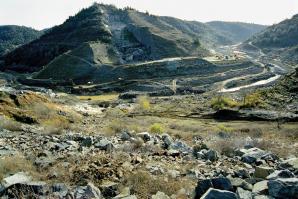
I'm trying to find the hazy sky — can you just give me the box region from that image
[1,0,298,30]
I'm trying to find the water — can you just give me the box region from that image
[220,74,281,93]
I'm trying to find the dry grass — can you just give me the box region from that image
[0,116,23,131]
[125,171,183,198]
[0,155,37,180]
[78,93,119,102]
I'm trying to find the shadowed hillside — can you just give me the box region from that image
[206,21,267,43]
[0,25,42,57]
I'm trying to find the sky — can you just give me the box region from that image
[0,0,298,30]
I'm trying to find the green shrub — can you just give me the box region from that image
[149,123,164,134]
[211,96,239,110]
[241,92,264,108]
[217,124,233,133]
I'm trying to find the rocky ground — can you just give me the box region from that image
[0,125,297,198]
[0,85,297,199]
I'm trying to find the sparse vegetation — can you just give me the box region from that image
[125,171,183,198]
[149,123,164,134]
[0,155,37,180]
[211,96,239,110]
[0,116,22,131]
[137,95,151,111]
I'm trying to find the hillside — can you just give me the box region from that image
[0,25,42,57]
[245,14,298,63]
[2,3,268,73]
[207,21,267,44]
[248,14,298,48]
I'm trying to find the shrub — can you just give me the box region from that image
[150,123,164,134]
[241,92,264,108]
[211,96,239,110]
[216,124,233,133]
[137,95,150,111]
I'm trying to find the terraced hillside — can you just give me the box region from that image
[2,3,268,74]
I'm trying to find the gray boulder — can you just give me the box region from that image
[74,182,102,199]
[95,138,113,151]
[241,148,267,164]
[236,187,252,199]
[162,134,173,149]
[200,188,238,199]
[194,177,232,198]
[205,149,219,162]
[0,172,32,194]
[136,132,151,142]
[268,178,298,199]
[254,166,274,179]
[252,181,268,195]
[266,170,294,180]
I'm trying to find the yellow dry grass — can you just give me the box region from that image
[77,93,119,101]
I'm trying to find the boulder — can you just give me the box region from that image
[204,149,219,162]
[52,183,69,198]
[0,172,32,193]
[152,191,170,199]
[120,132,132,141]
[266,170,294,180]
[136,132,151,142]
[194,179,213,198]
[100,181,118,198]
[229,177,253,190]
[254,166,274,179]
[200,188,238,199]
[241,148,267,164]
[281,158,298,170]
[95,138,113,151]
[268,178,298,199]
[194,177,232,198]
[161,134,173,149]
[74,182,102,199]
[236,187,252,199]
[114,187,130,198]
[81,136,93,147]
[211,177,233,191]
[252,181,268,195]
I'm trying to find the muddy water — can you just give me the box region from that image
[220,74,281,93]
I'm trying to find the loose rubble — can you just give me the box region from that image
[0,128,297,198]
